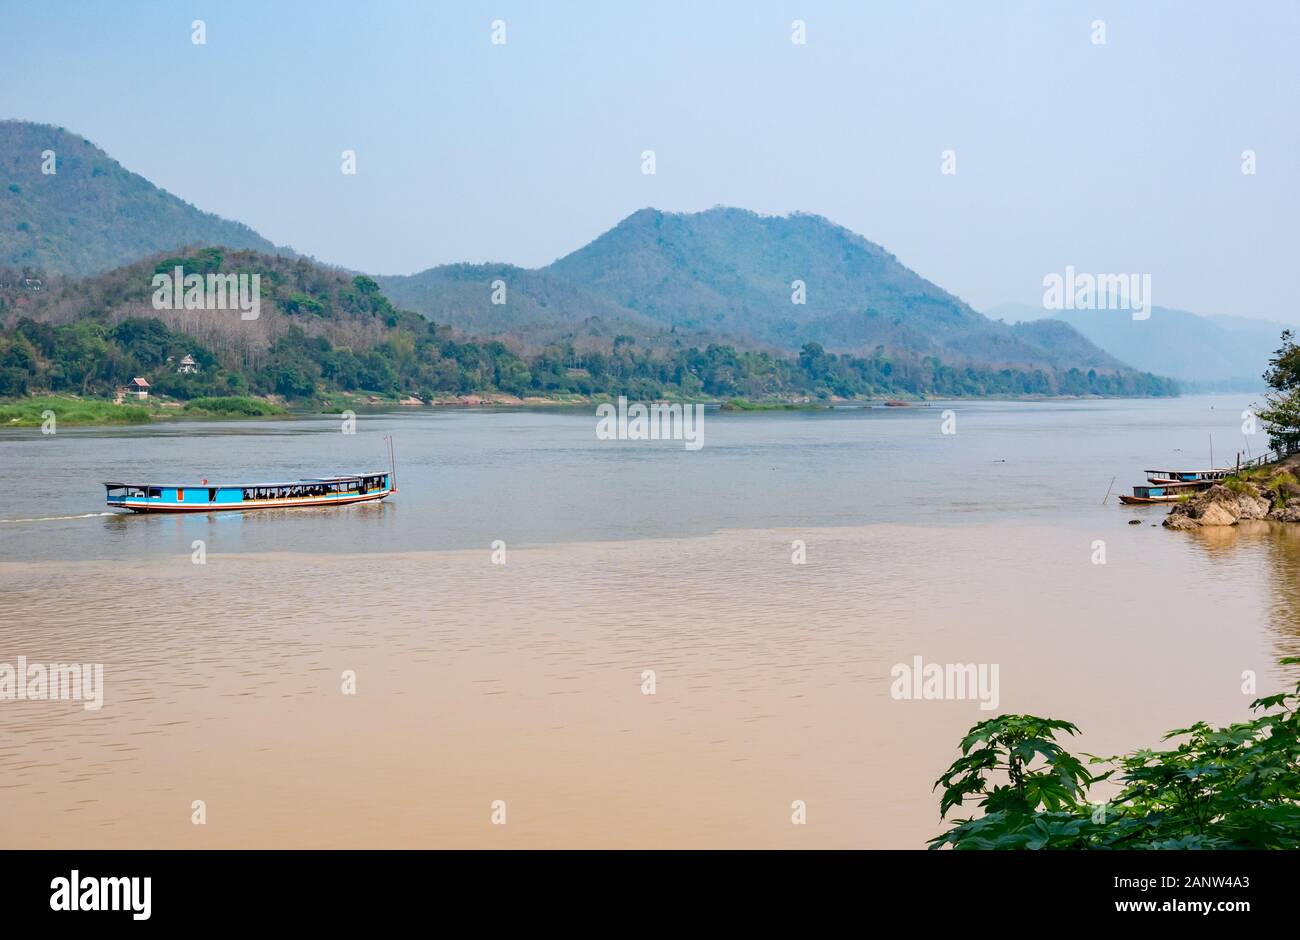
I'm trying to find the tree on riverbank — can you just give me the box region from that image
[930,660,1300,849]
[1259,330,1300,456]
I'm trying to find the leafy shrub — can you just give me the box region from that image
[181,396,285,417]
[931,659,1300,849]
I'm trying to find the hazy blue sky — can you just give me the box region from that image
[2,1,1296,321]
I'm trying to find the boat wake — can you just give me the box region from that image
[0,512,116,524]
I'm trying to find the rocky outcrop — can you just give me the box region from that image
[1163,511,1202,531]
[1237,493,1273,520]
[1164,469,1298,529]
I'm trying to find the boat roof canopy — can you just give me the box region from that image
[104,473,387,488]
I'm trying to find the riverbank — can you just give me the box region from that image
[0,396,155,427]
[3,391,882,425]
[719,398,829,411]
[2,387,1184,428]
[1164,454,1300,528]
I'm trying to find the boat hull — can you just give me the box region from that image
[1121,479,1212,505]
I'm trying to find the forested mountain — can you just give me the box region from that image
[386,208,1156,381]
[383,208,1139,377]
[0,121,1175,401]
[1,248,1174,402]
[0,248,424,399]
[0,121,281,276]
[545,208,1134,372]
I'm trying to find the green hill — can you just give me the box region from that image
[0,121,281,276]
[0,117,1176,401]
[546,208,1134,373]
[386,207,1161,389]
[2,246,1175,403]
[377,208,1177,398]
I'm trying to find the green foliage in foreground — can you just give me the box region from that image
[931,660,1300,849]
[0,395,152,426]
[181,396,286,417]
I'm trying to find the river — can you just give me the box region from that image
[1,396,1297,847]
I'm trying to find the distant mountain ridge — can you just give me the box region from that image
[987,302,1287,392]
[547,208,1082,368]
[0,119,1172,395]
[0,121,283,275]
[386,207,1147,378]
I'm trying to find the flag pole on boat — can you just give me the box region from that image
[386,435,398,493]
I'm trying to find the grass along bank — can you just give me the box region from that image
[1,395,154,427]
[1,395,286,427]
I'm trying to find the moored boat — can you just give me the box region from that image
[1119,481,1211,504]
[1144,467,1235,485]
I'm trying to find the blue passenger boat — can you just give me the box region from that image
[105,473,394,513]
[105,438,397,513]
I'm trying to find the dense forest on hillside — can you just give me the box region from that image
[0,245,1177,403]
[0,307,1177,403]
[0,119,1183,401]
[544,208,1140,372]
